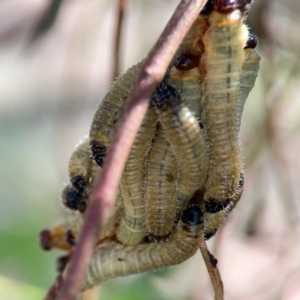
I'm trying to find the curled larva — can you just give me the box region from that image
[201,8,248,203]
[236,41,260,131]
[153,82,208,214]
[89,60,145,166]
[81,206,203,290]
[117,107,158,245]
[203,173,244,240]
[144,125,177,236]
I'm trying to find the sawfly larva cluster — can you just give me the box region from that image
[40,0,260,291]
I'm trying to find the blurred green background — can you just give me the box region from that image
[1,0,300,299]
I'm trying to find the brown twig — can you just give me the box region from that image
[57,1,207,299]
[200,240,224,300]
[112,0,130,80]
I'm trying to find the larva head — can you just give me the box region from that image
[181,205,203,226]
[39,229,53,251]
[244,33,257,49]
[213,0,252,14]
[152,82,180,110]
[174,53,200,71]
[90,140,106,168]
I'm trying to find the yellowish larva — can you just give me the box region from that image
[236,47,260,131]
[201,9,248,203]
[116,107,158,245]
[153,82,208,213]
[81,206,203,290]
[144,125,177,236]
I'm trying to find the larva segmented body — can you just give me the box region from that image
[117,108,158,245]
[144,125,177,236]
[168,65,202,118]
[153,82,208,213]
[203,173,244,240]
[201,9,248,203]
[89,61,145,164]
[82,206,203,290]
[236,47,260,131]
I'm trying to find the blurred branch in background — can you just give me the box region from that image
[112,0,129,80]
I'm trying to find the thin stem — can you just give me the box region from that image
[57,1,207,299]
[200,241,224,300]
[112,0,129,80]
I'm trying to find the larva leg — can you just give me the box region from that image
[81,206,204,290]
[144,125,177,236]
[116,108,158,245]
[89,61,145,166]
[236,35,261,131]
[201,8,248,203]
[203,173,244,240]
[153,82,208,214]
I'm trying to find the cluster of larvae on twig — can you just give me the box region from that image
[40,0,260,291]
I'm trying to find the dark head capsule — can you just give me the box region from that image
[174,54,200,71]
[181,205,203,225]
[214,0,238,14]
[39,229,52,251]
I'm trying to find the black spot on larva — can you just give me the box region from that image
[175,54,200,71]
[239,173,244,189]
[71,175,86,196]
[214,0,238,14]
[208,251,218,268]
[244,33,257,49]
[117,257,125,262]
[66,230,76,246]
[39,229,52,251]
[65,188,81,210]
[181,205,203,225]
[204,229,218,240]
[90,141,106,167]
[152,82,180,110]
[200,0,214,15]
[56,255,69,273]
[205,199,230,213]
[77,201,87,214]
